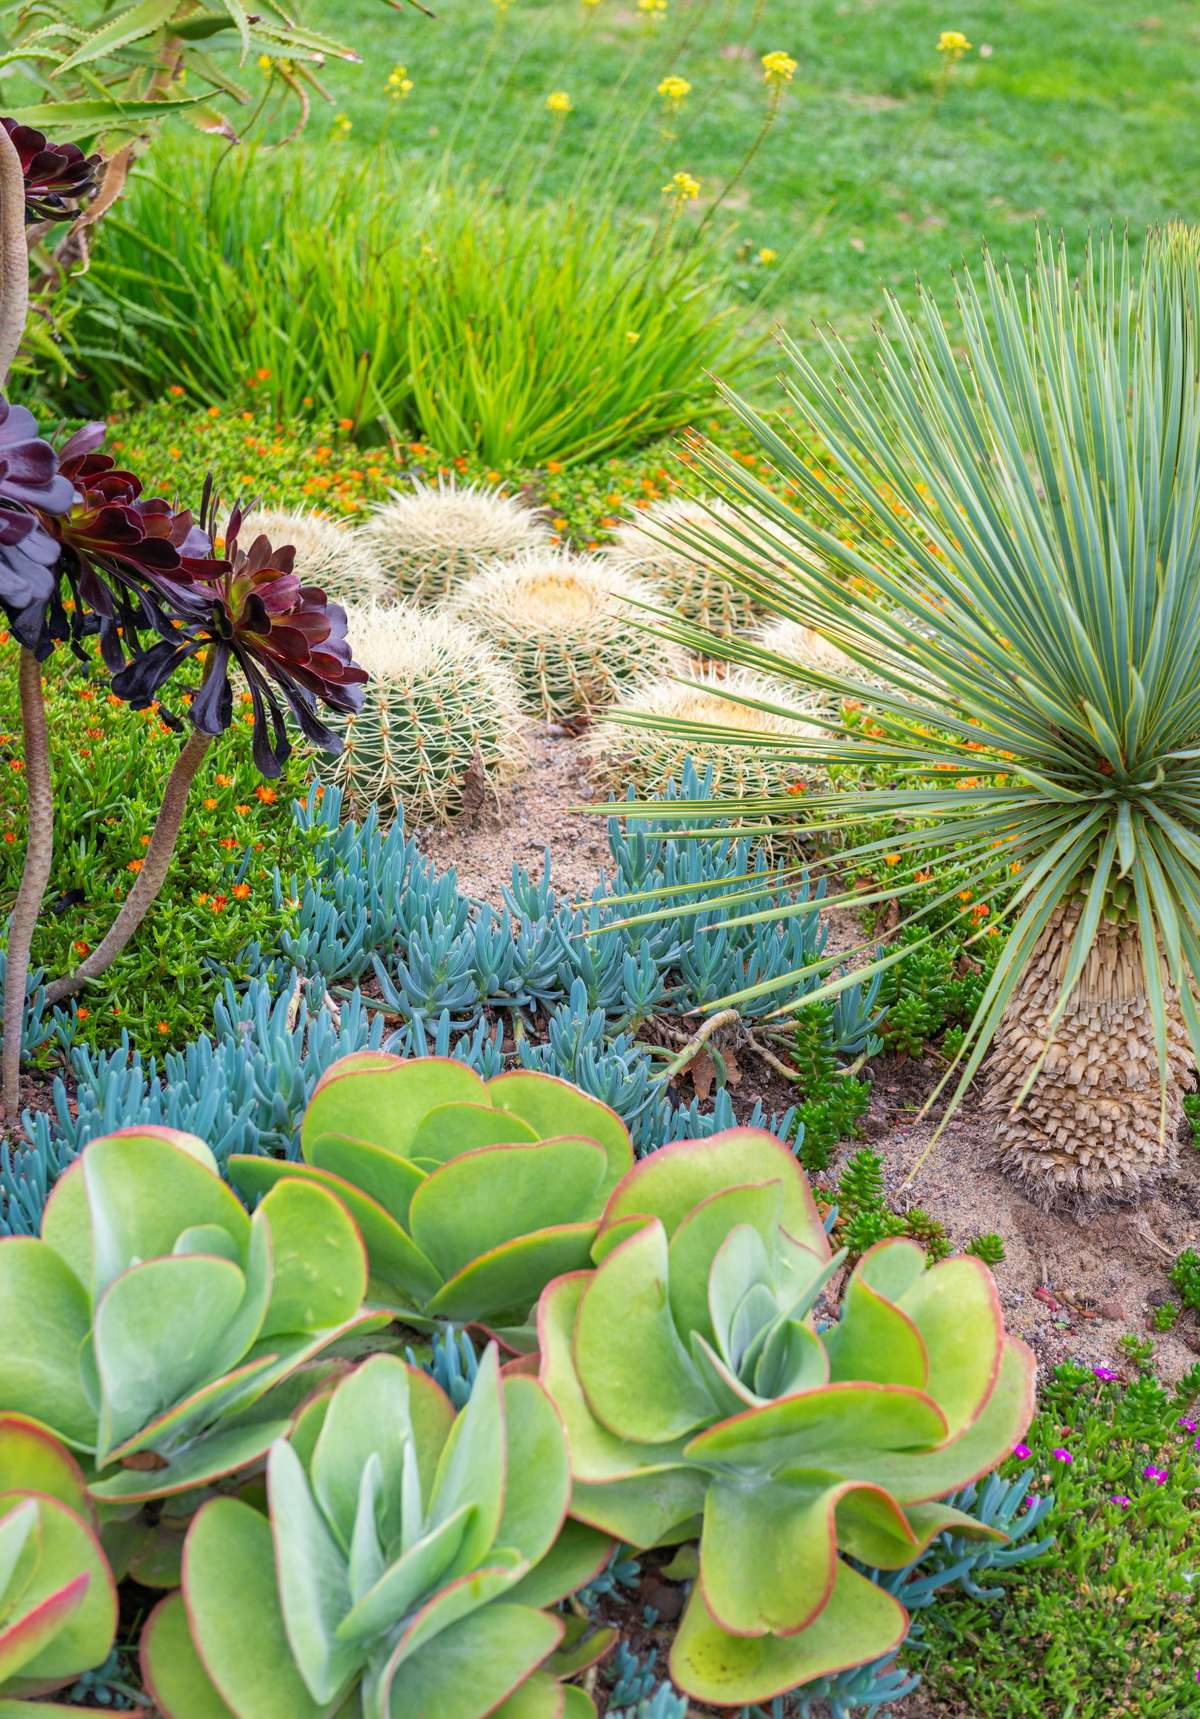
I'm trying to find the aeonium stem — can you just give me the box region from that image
[2,649,54,1117]
[44,728,212,1007]
[0,122,29,385]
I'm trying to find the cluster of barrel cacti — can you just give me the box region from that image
[257,477,859,826]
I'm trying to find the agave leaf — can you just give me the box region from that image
[669,1558,907,1705]
[55,0,182,70]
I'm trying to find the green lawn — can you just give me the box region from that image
[301,0,1200,345]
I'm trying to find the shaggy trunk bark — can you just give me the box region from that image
[44,731,212,1007]
[3,652,53,1117]
[984,906,1193,1202]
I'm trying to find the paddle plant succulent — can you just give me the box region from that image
[0,1415,118,1710]
[601,227,1200,1202]
[0,1124,373,1505]
[229,1053,634,1341]
[539,1129,1036,1706]
[140,1346,607,1719]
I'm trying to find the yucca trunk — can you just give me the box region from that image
[985,907,1193,1201]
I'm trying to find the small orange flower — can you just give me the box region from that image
[168,384,184,397]
[1,832,13,844]
[76,1007,90,1021]
[127,858,144,873]
[8,759,22,773]
[914,869,933,884]
[203,797,218,810]
[957,888,973,903]
[215,773,234,787]
[210,895,228,912]
[196,893,209,905]
[156,1020,170,1035]
[219,836,238,850]
[73,940,90,956]
[546,460,563,474]
[255,785,277,804]
[338,418,354,431]
[232,882,251,899]
[234,803,251,815]
[883,853,901,867]
[139,834,150,846]
[786,780,808,796]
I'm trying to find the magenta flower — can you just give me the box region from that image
[1092,1366,1118,1381]
[1111,1494,1130,1509]
[1052,1447,1072,1464]
[1012,1442,1030,1460]
[1142,1465,1167,1485]
[1180,1417,1197,1433]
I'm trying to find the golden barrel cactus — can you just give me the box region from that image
[604,496,815,639]
[364,478,551,604]
[443,549,683,721]
[324,603,528,825]
[588,668,821,812]
[243,507,387,607]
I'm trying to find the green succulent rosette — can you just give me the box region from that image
[141,1346,611,1719]
[0,1125,374,1507]
[230,1054,634,1342]
[538,1128,1037,1706]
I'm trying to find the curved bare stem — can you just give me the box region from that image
[44,730,212,1006]
[3,650,53,1116]
[0,123,29,384]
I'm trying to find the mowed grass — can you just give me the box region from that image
[298,0,1200,348]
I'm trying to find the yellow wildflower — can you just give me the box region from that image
[546,90,572,114]
[761,50,797,85]
[936,30,971,61]
[657,74,691,109]
[662,170,700,204]
[758,246,778,265]
[332,113,352,138]
[387,65,413,99]
[638,0,668,11]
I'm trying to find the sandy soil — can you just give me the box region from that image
[420,723,1200,1381]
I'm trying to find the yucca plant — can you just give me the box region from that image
[600,230,1200,1203]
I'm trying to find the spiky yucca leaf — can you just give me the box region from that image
[596,230,1200,1155]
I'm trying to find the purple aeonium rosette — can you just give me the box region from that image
[1,118,98,223]
[0,400,72,649]
[43,422,219,668]
[112,499,367,776]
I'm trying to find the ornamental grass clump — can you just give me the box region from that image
[588,668,821,811]
[602,228,1200,1203]
[230,1053,634,1344]
[539,1129,1035,1705]
[141,1347,609,1719]
[445,549,681,721]
[324,602,527,825]
[245,506,387,606]
[364,478,551,604]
